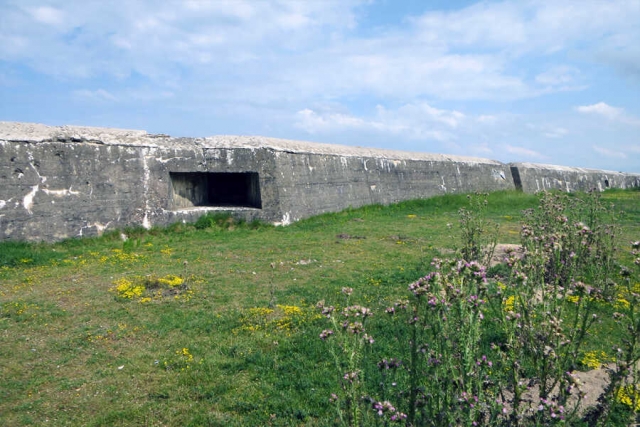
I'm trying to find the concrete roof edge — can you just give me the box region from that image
[201,135,505,165]
[0,121,506,166]
[509,162,640,176]
[0,121,151,144]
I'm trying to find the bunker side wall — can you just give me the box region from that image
[3,137,640,243]
[272,151,515,224]
[0,141,281,241]
[509,163,640,193]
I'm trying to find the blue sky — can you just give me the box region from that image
[1,0,639,172]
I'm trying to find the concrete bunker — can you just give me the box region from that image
[169,172,262,210]
[1,122,639,242]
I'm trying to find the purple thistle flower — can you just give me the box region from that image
[341,287,353,296]
[342,305,373,319]
[319,329,334,340]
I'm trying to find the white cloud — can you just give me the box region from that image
[469,143,493,155]
[535,66,580,86]
[73,89,117,102]
[29,6,64,26]
[543,127,568,139]
[523,122,569,139]
[378,103,465,129]
[411,2,527,48]
[411,1,640,57]
[295,102,469,141]
[476,115,498,124]
[295,109,370,133]
[592,145,627,159]
[3,0,638,102]
[505,145,545,159]
[576,102,623,120]
[576,102,640,125]
[0,0,362,81]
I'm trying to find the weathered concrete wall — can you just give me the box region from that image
[273,152,513,224]
[1,122,639,242]
[510,162,640,193]
[0,123,282,241]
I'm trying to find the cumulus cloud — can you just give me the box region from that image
[505,145,545,160]
[378,103,465,129]
[2,0,639,102]
[543,127,568,139]
[476,115,499,124]
[576,102,624,119]
[523,122,569,139]
[592,145,627,159]
[29,6,64,26]
[534,66,586,93]
[295,109,371,133]
[535,66,579,86]
[576,102,640,125]
[0,0,362,81]
[73,89,117,102]
[469,143,493,155]
[411,1,640,58]
[295,102,466,141]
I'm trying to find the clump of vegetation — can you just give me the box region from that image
[194,212,268,230]
[110,274,195,302]
[0,241,59,268]
[235,304,321,336]
[163,347,196,371]
[457,192,498,265]
[318,191,640,426]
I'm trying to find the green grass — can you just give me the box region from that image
[0,190,639,426]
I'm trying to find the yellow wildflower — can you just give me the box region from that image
[277,305,302,316]
[581,351,609,370]
[566,295,580,304]
[503,295,515,313]
[249,307,274,317]
[157,275,183,287]
[112,277,145,299]
[614,298,630,310]
[616,385,640,411]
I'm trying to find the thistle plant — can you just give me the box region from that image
[401,258,504,426]
[479,192,617,421]
[319,260,504,426]
[318,190,639,426]
[586,240,640,426]
[458,192,498,265]
[317,287,377,427]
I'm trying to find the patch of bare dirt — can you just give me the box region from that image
[489,243,524,267]
[514,366,611,415]
[336,233,366,240]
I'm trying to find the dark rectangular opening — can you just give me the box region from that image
[510,166,522,191]
[169,172,262,209]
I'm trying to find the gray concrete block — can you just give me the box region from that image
[509,162,640,193]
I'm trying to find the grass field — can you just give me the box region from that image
[1,189,639,426]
